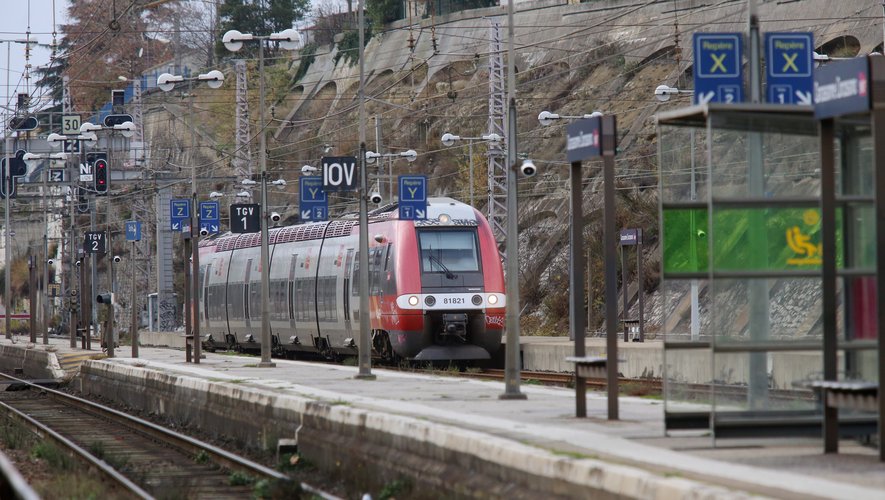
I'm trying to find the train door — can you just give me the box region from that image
[287,254,299,330]
[243,258,253,329]
[343,249,354,337]
[202,263,212,328]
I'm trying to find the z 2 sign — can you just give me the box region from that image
[322,156,358,191]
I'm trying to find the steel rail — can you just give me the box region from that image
[0,373,291,484]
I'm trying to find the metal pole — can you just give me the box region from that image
[190,83,201,364]
[4,41,10,340]
[4,135,11,340]
[637,230,644,342]
[621,244,628,342]
[690,129,699,341]
[602,115,619,420]
[746,0,770,409]
[570,160,585,416]
[820,117,837,453]
[81,250,89,349]
[106,146,114,358]
[468,140,474,206]
[183,235,192,363]
[355,0,374,380]
[90,205,96,347]
[587,245,592,334]
[42,163,49,344]
[28,257,36,343]
[258,39,275,368]
[500,0,525,400]
[131,240,138,358]
[69,146,77,348]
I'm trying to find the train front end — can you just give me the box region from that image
[388,199,505,361]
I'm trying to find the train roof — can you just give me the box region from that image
[201,198,479,251]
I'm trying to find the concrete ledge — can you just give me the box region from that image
[76,361,747,499]
[136,331,187,349]
[0,344,68,380]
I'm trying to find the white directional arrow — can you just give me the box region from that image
[416,209,426,219]
[171,222,180,230]
[302,210,311,219]
[697,91,715,105]
[795,90,813,105]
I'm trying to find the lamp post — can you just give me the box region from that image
[48,131,98,348]
[158,69,225,364]
[440,133,502,206]
[223,28,300,368]
[653,86,700,342]
[78,121,136,358]
[364,149,418,203]
[23,152,68,344]
[538,109,602,417]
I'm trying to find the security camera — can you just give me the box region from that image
[199,228,210,236]
[75,260,82,268]
[270,212,281,223]
[369,191,383,204]
[520,159,537,177]
[113,255,122,263]
[47,259,54,265]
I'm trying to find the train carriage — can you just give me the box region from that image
[198,198,505,362]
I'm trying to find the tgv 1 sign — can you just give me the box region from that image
[322,156,358,191]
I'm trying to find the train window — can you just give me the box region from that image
[418,230,480,272]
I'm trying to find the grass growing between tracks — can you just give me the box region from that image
[0,417,118,499]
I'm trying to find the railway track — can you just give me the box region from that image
[471,370,815,403]
[0,373,331,499]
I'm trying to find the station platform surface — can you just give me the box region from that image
[2,335,884,499]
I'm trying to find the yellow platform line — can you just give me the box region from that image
[56,352,105,372]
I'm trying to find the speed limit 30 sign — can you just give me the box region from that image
[62,114,81,135]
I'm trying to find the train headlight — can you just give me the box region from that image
[408,295,420,306]
[438,213,451,224]
[425,295,436,307]
[488,294,499,305]
[471,294,483,305]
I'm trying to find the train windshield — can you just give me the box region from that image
[418,230,480,273]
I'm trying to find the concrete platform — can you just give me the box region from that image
[1,335,883,499]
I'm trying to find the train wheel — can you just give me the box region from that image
[372,331,400,364]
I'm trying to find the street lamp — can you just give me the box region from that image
[223,28,300,368]
[47,131,98,349]
[440,133,502,206]
[22,152,68,345]
[653,85,693,102]
[364,149,417,203]
[74,121,137,358]
[537,108,605,417]
[158,70,226,364]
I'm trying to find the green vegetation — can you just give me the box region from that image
[32,442,75,471]
[378,478,412,499]
[228,470,255,486]
[334,26,372,66]
[194,450,210,464]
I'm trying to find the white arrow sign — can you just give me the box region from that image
[171,222,180,230]
[416,209,426,219]
[697,91,715,105]
[302,210,311,219]
[795,90,813,105]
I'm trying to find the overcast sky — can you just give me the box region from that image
[0,0,66,113]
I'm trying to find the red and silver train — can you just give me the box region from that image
[198,198,506,361]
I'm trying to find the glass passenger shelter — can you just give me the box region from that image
[657,55,885,459]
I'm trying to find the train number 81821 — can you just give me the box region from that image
[443,297,465,305]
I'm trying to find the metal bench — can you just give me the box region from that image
[808,380,879,412]
[565,356,607,378]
